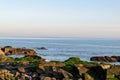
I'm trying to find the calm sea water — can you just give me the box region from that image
[0,38,120,63]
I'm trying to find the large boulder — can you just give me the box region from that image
[38,62,73,79]
[1,46,37,56]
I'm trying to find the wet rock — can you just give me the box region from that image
[90,56,120,62]
[4,46,12,48]
[1,46,37,56]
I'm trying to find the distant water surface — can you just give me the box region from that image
[0,38,120,64]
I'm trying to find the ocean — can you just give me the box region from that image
[0,38,120,63]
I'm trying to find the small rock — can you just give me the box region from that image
[18,67,26,73]
[41,77,51,80]
[51,77,56,80]
[37,47,47,50]
[15,72,20,77]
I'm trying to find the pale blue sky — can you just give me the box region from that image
[0,0,120,38]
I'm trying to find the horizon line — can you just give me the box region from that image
[0,37,120,40]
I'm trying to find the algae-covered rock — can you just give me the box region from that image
[64,57,81,65]
[1,47,120,80]
[107,73,115,79]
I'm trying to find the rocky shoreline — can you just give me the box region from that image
[0,46,120,80]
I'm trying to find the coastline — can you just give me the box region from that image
[0,46,120,80]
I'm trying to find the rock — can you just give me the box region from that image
[78,78,83,80]
[111,56,120,61]
[0,49,6,62]
[25,55,44,60]
[32,72,38,78]
[18,67,26,73]
[15,72,20,77]
[0,69,14,80]
[107,65,120,75]
[51,77,56,80]
[4,46,12,48]
[55,62,65,67]
[83,73,94,80]
[41,77,51,80]
[90,56,120,62]
[58,69,73,79]
[38,62,73,79]
[106,73,115,79]
[75,64,88,75]
[38,62,65,73]
[0,48,5,57]
[37,47,47,50]
[1,46,37,56]
[100,64,111,69]
[106,65,120,79]
[22,73,32,80]
[64,57,81,64]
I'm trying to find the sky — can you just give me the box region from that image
[0,0,120,38]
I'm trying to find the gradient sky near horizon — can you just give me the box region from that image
[0,0,120,38]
